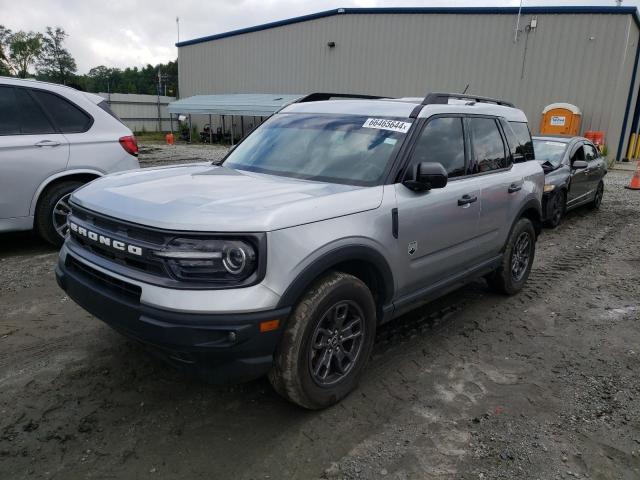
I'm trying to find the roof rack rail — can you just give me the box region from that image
[296,92,387,103]
[421,92,515,108]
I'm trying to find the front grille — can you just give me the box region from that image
[67,255,141,301]
[69,204,168,278]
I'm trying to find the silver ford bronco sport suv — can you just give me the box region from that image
[55,92,543,409]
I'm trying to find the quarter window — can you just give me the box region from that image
[31,90,92,133]
[0,86,20,135]
[410,117,466,178]
[15,88,55,135]
[509,121,535,160]
[468,117,508,173]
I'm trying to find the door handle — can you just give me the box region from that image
[508,183,522,193]
[34,140,61,147]
[457,194,478,206]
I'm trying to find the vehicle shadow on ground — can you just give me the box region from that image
[0,231,57,258]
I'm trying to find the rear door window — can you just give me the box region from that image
[0,86,20,135]
[509,121,535,160]
[467,117,508,174]
[15,88,55,135]
[30,90,92,133]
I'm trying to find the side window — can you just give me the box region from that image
[584,144,597,161]
[499,118,521,164]
[509,121,535,160]
[468,117,508,173]
[0,86,20,135]
[30,90,92,133]
[15,88,55,135]
[409,117,466,178]
[571,145,585,162]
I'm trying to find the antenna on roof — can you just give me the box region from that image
[462,84,470,94]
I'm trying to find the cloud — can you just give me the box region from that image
[1,0,637,73]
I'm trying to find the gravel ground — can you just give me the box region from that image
[0,151,638,479]
[138,142,228,168]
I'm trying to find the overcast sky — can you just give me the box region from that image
[2,0,639,73]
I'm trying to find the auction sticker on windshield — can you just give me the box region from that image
[363,118,412,133]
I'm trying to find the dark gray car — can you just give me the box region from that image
[533,135,607,228]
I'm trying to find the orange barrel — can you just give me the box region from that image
[165,133,174,145]
[584,131,605,148]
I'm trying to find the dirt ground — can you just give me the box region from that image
[0,148,639,479]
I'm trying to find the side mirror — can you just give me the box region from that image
[403,162,448,191]
[572,160,588,169]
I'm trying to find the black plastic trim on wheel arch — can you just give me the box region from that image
[277,245,394,313]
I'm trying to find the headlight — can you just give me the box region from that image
[543,184,556,193]
[154,238,257,283]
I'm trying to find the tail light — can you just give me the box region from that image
[119,135,138,157]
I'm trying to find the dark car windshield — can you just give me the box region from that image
[223,113,410,186]
[533,139,567,168]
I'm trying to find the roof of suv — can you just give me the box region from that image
[0,76,104,105]
[282,97,528,122]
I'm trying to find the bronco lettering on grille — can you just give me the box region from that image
[69,221,143,256]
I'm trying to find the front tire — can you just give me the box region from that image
[544,190,566,228]
[35,180,83,247]
[487,218,536,295]
[269,272,376,409]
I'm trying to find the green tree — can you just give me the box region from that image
[0,25,12,75]
[37,27,77,84]
[8,30,43,78]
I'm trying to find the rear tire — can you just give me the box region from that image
[588,181,604,210]
[268,272,376,409]
[544,190,566,228]
[487,218,536,295]
[35,180,83,247]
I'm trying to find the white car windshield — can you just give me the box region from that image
[223,113,410,186]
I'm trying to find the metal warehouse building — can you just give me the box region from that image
[177,6,640,161]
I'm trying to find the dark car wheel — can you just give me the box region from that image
[544,190,566,228]
[588,181,604,210]
[268,271,376,409]
[35,180,83,247]
[487,217,536,295]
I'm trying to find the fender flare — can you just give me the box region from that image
[29,169,104,216]
[276,244,395,311]
[507,197,543,245]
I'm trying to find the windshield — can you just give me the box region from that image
[533,139,567,168]
[223,113,410,186]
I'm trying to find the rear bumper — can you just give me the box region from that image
[55,254,290,383]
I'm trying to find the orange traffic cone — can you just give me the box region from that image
[165,133,174,145]
[626,159,640,190]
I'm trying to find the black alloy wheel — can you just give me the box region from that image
[308,300,365,386]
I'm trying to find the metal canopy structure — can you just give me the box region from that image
[167,93,303,116]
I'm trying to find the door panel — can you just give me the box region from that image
[394,178,482,296]
[0,86,69,219]
[568,145,590,206]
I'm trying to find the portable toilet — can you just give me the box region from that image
[540,103,582,136]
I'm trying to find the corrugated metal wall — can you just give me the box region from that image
[178,12,640,158]
[98,93,176,132]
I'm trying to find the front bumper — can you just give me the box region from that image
[55,253,290,383]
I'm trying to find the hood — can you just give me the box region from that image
[71,164,383,232]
